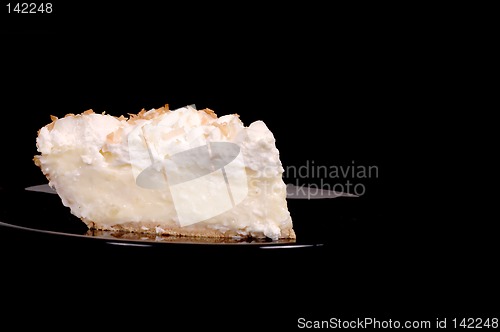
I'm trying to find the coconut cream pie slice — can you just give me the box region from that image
[34,104,295,240]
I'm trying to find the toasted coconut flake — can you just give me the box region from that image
[106,127,124,144]
[214,122,231,136]
[202,108,217,118]
[33,156,41,167]
[46,116,58,131]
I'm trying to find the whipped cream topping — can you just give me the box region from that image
[36,105,294,240]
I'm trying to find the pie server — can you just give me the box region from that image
[25,184,358,199]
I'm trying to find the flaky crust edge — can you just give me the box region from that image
[84,220,296,240]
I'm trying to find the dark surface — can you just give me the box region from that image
[1,4,497,329]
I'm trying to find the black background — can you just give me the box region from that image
[1,2,497,329]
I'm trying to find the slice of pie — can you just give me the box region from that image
[34,104,295,240]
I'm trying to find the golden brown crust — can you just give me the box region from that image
[87,229,297,244]
[83,219,296,240]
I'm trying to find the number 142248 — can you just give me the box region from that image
[6,3,53,13]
